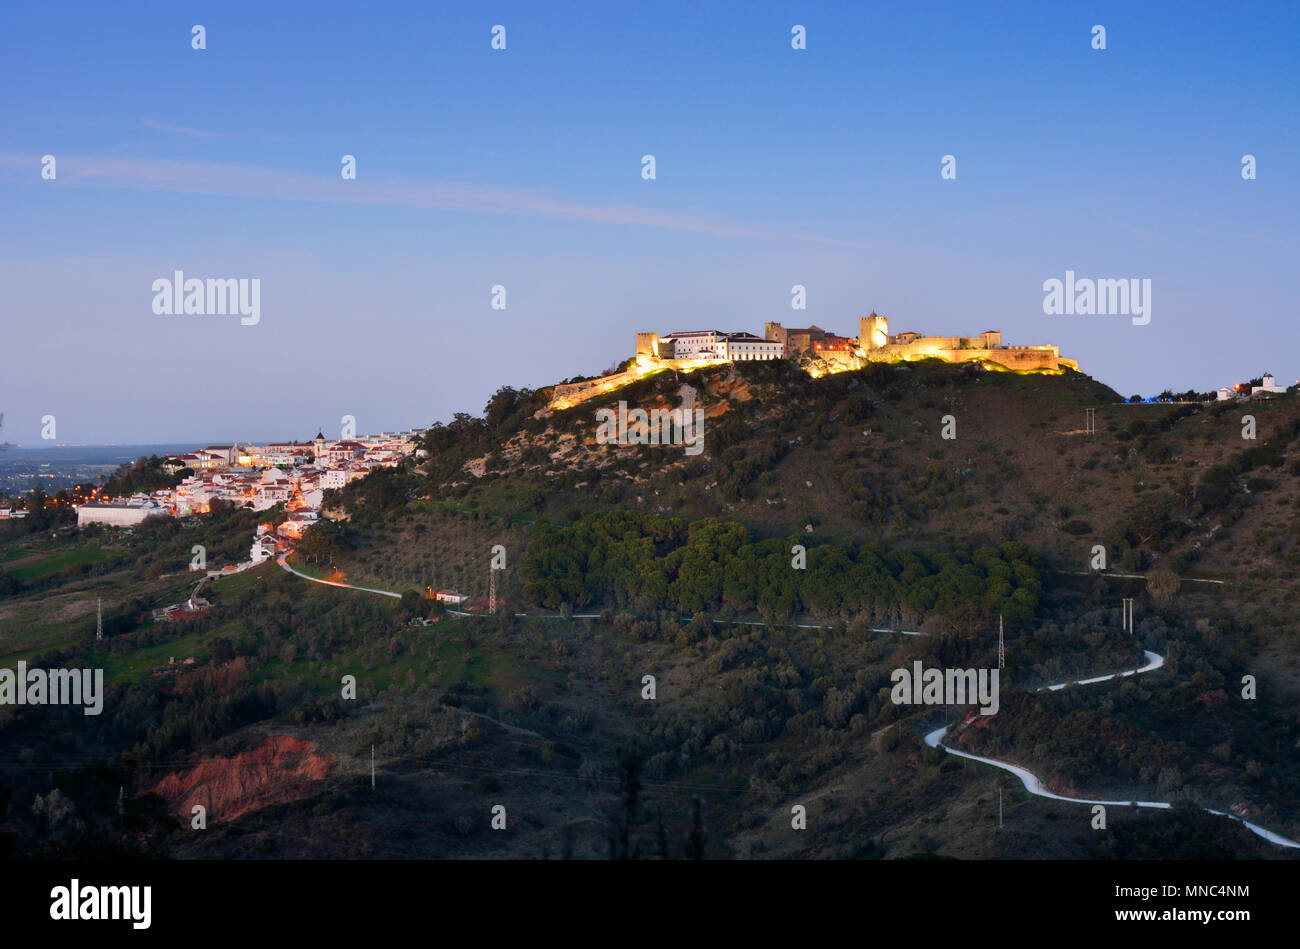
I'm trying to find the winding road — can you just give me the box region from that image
[924,650,1300,849]
[277,552,401,598]
[275,550,1297,849]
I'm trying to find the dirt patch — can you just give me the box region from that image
[152,735,334,822]
[0,592,105,628]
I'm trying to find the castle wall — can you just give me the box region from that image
[550,356,727,409]
[872,341,1076,372]
[800,350,863,376]
[555,324,1078,411]
[551,369,644,410]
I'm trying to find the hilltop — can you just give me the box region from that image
[2,358,1299,861]
[424,358,1299,593]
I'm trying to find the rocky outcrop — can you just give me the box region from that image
[152,735,333,822]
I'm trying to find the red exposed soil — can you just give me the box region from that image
[152,735,334,822]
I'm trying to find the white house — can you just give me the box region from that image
[321,441,367,465]
[251,485,289,511]
[320,469,348,490]
[1251,374,1288,396]
[193,446,238,468]
[250,535,278,564]
[320,467,370,490]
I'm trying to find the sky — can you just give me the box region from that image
[1,1,1296,445]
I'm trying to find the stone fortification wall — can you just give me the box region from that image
[874,341,1076,371]
[550,369,644,410]
[551,340,1077,412]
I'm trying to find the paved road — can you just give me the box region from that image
[276,553,401,598]
[276,551,1294,846]
[924,650,1299,848]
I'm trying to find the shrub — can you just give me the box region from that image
[1145,569,1180,603]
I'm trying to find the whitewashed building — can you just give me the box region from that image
[1252,374,1288,396]
[77,498,170,527]
[250,535,278,564]
[658,330,724,359]
[716,332,783,361]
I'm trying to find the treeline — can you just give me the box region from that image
[419,386,550,483]
[326,467,419,521]
[99,455,186,497]
[0,488,77,535]
[295,518,358,564]
[522,510,1041,624]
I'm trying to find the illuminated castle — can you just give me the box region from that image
[548,312,1078,409]
[854,312,1078,372]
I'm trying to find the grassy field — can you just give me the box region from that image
[3,544,115,579]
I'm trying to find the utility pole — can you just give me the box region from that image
[371,744,375,790]
[998,787,1003,829]
[1122,598,1135,634]
[1085,407,1096,435]
[489,562,498,615]
[96,598,102,641]
[998,614,1005,670]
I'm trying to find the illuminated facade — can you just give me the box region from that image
[549,314,1080,410]
[855,313,1077,372]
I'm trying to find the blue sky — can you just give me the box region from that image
[1,1,1296,444]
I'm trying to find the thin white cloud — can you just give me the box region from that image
[0,152,849,244]
[140,119,247,140]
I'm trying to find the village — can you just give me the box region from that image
[62,428,490,623]
[73,430,425,533]
[61,431,430,611]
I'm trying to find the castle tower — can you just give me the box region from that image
[859,312,889,351]
[635,332,660,358]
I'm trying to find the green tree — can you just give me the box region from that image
[1146,569,1180,603]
